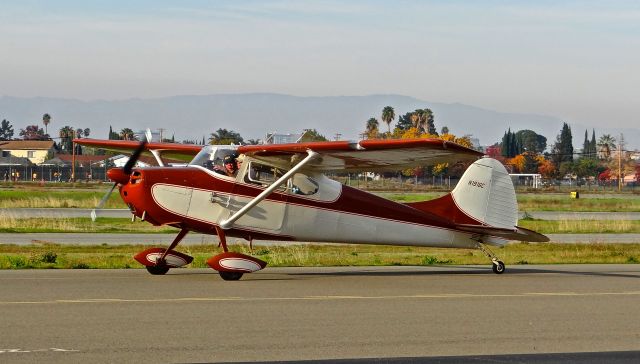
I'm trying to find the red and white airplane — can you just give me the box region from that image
[76,137,548,280]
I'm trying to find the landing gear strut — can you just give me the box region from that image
[476,241,505,274]
[214,226,243,281]
[142,228,190,276]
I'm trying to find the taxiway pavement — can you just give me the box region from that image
[0,265,639,363]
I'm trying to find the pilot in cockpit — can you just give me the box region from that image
[217,154,241,177]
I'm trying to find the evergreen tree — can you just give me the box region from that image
[590,129,597,158]
[552,122,574,165]
[501,130,510,157]
[0,119,14,140]
[582,129,590,159]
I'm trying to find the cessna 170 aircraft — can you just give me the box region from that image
[76,136,548,280]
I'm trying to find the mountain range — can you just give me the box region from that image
[1,93,638,150]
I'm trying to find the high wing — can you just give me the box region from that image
[74,139,202,162]
[238,138,483,172]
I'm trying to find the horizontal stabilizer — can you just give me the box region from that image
[455,224,550,242]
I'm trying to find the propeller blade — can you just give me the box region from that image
[123,139,148,175]
[91,182,118,222]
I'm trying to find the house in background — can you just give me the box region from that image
[0,140,55,165]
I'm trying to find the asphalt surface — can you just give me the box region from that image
[0,265,639,363]
[3,208,640,221]
[1,232,639,245]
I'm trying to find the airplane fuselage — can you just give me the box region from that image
[120,165,482,249]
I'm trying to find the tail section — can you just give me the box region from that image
[450,157,518,229]
[406,157,549,242]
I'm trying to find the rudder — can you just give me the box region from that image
[450,158,517,229]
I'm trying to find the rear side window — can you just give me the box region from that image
[291,173,319,196]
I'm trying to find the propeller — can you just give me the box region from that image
[91,132,149,222]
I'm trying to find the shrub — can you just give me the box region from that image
[41,251,57,264]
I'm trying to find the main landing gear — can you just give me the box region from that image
[134,228,192,275]
[133,227,267,280]
[476,241,506,274]
[207,226,268,281]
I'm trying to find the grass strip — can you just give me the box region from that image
[1,188,639,211]
[1,217,639,234]
[0,190,123,208]
[0,217,177,233]
[1,242,639,269]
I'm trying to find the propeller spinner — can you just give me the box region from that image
[91,136,149,222]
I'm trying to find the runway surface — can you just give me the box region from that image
[1,232,639,245]
[4,208,640,220]
[1,265,639,363]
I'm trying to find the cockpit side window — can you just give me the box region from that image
[245,162,285,186]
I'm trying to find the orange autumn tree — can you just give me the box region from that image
[507,154,526,173]
[536,156,556,179]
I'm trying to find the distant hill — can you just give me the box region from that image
[1,93,638,150]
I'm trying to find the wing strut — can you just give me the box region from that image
[219,150,319,230]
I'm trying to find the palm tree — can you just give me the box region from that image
[365,118,379,139]
[417,109,436,135]
[83,128,91,138]
[59,126,74,152]
[410,111,420,130]
[381,106,395,136]
[597,134,616,159]
[119,128,135,141]
[42,113,51,136]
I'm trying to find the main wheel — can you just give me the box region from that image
[219,271,244,281]
[146,265,170,275]
[492,261,505,274]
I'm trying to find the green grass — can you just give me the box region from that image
[518,219,640,234]
[0,216,638,234]
[382,192,640,212]
[516,195,640,212]
[0,189,124,208]
[0,217,177,233]
[1,242,639,269]
[1,185,639,211]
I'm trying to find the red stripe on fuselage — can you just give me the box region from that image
[129,167,459,232]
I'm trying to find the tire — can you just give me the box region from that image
[146,265,170,275]
[219,271,244,281]
[492,261,505,274]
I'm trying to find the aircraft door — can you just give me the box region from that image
[229,161,287,233]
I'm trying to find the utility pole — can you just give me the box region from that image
[71,129,76,183]
[618,133,622,192]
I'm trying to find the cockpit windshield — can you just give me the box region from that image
[189,145,239,172]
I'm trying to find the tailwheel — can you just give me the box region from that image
[219,271,244,281]
[475,241,506,274]
[146,265,170,275]
[492,260,506,274]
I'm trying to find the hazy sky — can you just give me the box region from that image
[1,0,639,129]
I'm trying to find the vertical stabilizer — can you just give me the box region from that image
[450,158,517,229]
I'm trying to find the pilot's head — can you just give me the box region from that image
[223,154,238,173]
